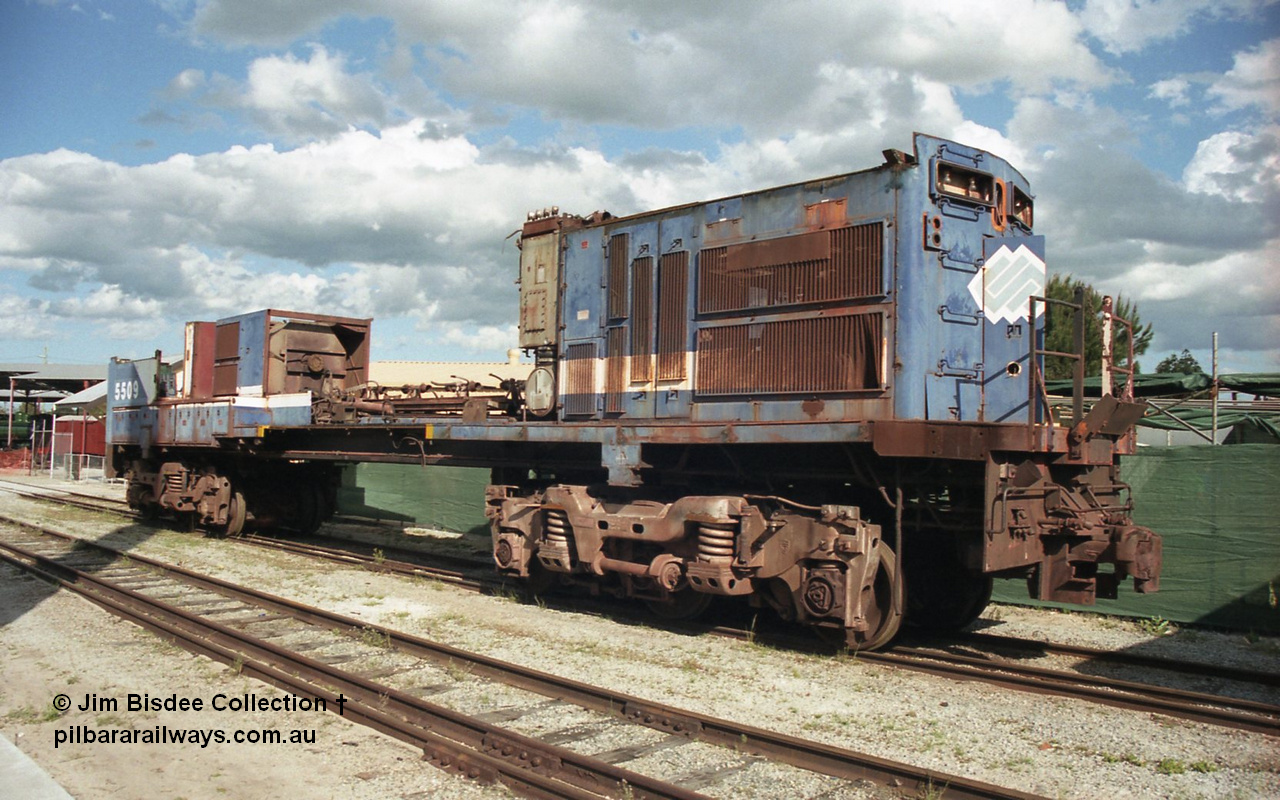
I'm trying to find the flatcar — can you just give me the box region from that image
[107,133,1163,649]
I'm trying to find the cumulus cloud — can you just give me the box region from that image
[239,46,390,138]
[1079,0,1269,55]
[0,296,54,342]
[0,120,674,354]
[1,94,1014,360]
[1008,96,1279,369]
[1101,245,1280,360]
[156,46,394,142]
[1148,77,1191,108]
[7,0,1277,370]
[1208,37,1280,115]
[184,0,1111,136]
[1183,127,1280,202]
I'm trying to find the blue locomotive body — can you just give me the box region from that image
[521,133,1040,430]
[106,134,1161,649]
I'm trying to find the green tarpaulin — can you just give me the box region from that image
[1220,373,1280,396]
[337,462,491,535]
[1045,372,1211,397]
[1046,371,1279,399]
[1139,408,1280,437]
[1043,371,1280,438]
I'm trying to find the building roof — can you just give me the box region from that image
[0,363,108,397]
[53,381,108,411]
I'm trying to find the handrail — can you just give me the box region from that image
[1027,291,1084,435]
[1100,296,1136,402]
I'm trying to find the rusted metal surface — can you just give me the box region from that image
[607,233,629,321]
[182,321,216,400]
[212,320,239,396]
[563,342,596,417]
[630,255,655,383]
[695,311,882,397]
[698,222,883,314]
[656,251,688,381]
[604,327,626,414]
[200,310,372,399]
[488,486,901,649]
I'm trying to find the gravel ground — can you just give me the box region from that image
[1,473,1277,800]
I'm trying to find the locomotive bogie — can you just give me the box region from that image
[485,483,902,646]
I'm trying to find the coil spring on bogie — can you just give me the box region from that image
[543,509,571,547]
[163,471,187,495]
[697,521,736,563]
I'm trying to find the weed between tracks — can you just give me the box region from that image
[357,627,393,649]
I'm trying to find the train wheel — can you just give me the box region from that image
[905,546,993,632]
[908,569,993,632]
[521,560,556,598]
[293,483,325,534]
[828,541,904,651]
[645,588,713,621]
[223,489,247,537]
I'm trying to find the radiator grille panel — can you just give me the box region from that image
[630,256,654,383]
[695,313,882,397]
[607,234,628,320]
[657,252,689,381]
[564,342,596,416]
[698,223,883,315]
[604,328,626,414]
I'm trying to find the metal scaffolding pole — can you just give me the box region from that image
[1211,332,1219,445]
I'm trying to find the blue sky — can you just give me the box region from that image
[1,0,1277,374]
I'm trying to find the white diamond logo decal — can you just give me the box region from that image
[968,244,1046,324]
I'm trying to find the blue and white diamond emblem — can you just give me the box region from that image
[969,244,1045,324]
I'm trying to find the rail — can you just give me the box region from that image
[0,513,1045,800]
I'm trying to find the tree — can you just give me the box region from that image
[1042,274,1153,381]
[1155,349,1204,374]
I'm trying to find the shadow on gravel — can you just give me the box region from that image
[904,615,1280,704]
[0,516,195,628]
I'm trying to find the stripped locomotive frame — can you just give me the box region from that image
[107,134,1162,649]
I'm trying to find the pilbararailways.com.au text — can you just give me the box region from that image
[50,691,346,749]
[56,725,317,748]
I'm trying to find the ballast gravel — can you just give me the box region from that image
[0,473,1276,799]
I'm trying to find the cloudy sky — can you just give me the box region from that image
[2,1,1277,373]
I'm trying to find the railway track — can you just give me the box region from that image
[3,479,1278,738]
[0,512,1046,800]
